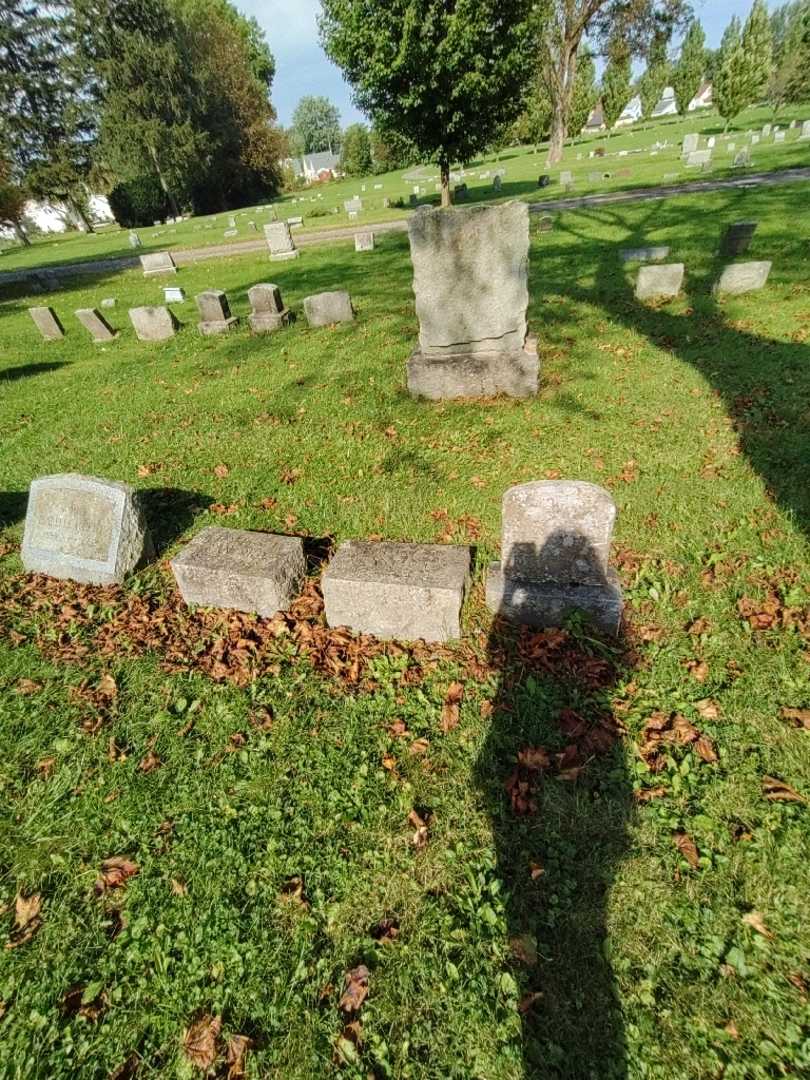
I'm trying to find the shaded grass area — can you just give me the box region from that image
[0,181,809,1078]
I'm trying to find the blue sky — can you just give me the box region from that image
[238,0,766,129]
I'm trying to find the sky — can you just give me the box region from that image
[238,0,770,130]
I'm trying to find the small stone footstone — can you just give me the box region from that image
[635,263,684,301]
[247,283,289,333]
[682,133,700,155]
[713,260,772,296]
[170,527,305,617]
[485,480,623,636]
[801,120,810,140]
[303,291,354,327]
[264,221,299,261]
[22,474,152,585]
[75,307,118,342]
[100,297,116,309]
[719,221,757,257]
[686,149,712,168]
[355,231,374,252]
[407,202,538,400]
[129,305,179,341]
[140,251,177,276]
[29,306,64,341]
[620,246,670,264]
[195,290,238,335]
[322,540,471,642]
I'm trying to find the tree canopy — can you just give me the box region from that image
[291,95,342,155]
[671,19,706,116]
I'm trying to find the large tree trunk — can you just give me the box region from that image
[148,142,180,219]
[13,222,31,247]
[69,197,95,234]
[546,45,578,166]
[440,158,451,207]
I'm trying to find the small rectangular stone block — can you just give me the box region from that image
[685,149,712,167]
[129,306,179,341]
[248,283,289,333]
[407,337,539,400]
[303,291,354,327]
[195,290,238,335]
[287,216,303,227]
[620,246,670,264]
[22,474,151,585]
[355,231,374,252]
[486,564,623,636]
[29,306,64,340]
[140,251,177,276]
[713,261,772,296]
[171,527,305,617]
[635,263,684,301]
[682,133,700,155]
[719,221,757,257]
[75,308,117,342]
[164,286,185,303]
[801,121,810,139]
[322,540,471,642]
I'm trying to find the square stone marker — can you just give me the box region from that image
[29,306,64,341]
[355,231,374,252]
[264,221,299,260]
[170,527,305,617]
[303,290,354,327]
[801,120,810,139]
[248,283,289,333]
[719,221,757,257]
[195,290,238,335]
[129,305,180,341]
[140,251,177,277]
[635,263,684,301]
[713,260,772,296]
[322,540,471,642]
[22,474,152,585]
[75,307,117,342]
[620,246,670,264]
[682,133,700,155]
[686,149,712,168]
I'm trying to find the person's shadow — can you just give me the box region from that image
[476,535,634,1078]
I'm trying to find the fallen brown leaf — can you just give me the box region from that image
[183,1014,221,1071]
[695,736,718,763]
[15,678,42,695]
[225,1034,252,1080]
[138,751,161,773]
[440,681,464,733]
[742,910,773,940]
[762,776,806,803]
[98,673,117,700]
[5,892,42,949]
[95,857,139,894]
[696,699,720,720]
[673,831,700,869]
[635,786,668,802]
[408,809,429,849]
[780,706,810,730]
[339,965,369,1014]
[213,464,229,479]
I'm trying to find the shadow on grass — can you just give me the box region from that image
[0,492,27,527]
[139,488,213,556]
[476,537,633,1078]
[0,361,68,382]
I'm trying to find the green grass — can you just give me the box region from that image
[1,178,809,1079]
[3,101,810,275]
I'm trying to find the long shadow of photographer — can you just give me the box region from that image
[476,535,635,1078]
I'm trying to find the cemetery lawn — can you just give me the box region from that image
[2,102,810,276]
[1,180,809,1079]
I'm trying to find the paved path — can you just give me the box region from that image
[3,166,809,287]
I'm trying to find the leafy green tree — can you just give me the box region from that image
[370,124,420,172]
[741,0,773,104]
[601,50,632,132]
[0,158,30,245]
[638,34,670,119]
[340,123,372,177]
[568,46,598,139]
[768,1,810,108]
[509,76,553,147]
[713,16,748,129]
[319,0,538,206]
[672,19,706,116]
[291,95,341,155]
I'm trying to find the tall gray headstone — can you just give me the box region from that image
[129,306,179,341]
[713,261,772,296]
[485,480,623,635]
[303,291,354,327]
[140,251,177,276]
[247,283,289,333]
[635,263,684,301]
[195,290,238,335]
[355,231,374,252]
[406,202,538,400]
[75,308,117,342]
[719,221,757,257]
[682,132,700,155]
[22,474,152,585]
[264,221,299,261]
[28,306,64,341]
[128,231,142,249]
[801,120,810,140]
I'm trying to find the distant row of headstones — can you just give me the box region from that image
[20,474,624,640]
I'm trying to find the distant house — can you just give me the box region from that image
[584,103,605,132]
[615,94,643,128]
[653,82,713,117]
[689,81,713,110]
[282,152,342,184]
[12,194,115,236]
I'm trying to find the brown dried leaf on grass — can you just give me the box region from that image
[762,776,806,803]
[742,911,774,940]
[408,809,430,849]
[94,857,139,894]
[225,1034,253,1079]
[339,965,369,1014]
[15,678,42,695]
[673,831,700,869]
[780,707,810,730]
[183,1014,221,1071]
[5,893,42,949]
[440,681,464,733]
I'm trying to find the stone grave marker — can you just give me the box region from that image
[536,215,554,234]
[164,286,185,303]
[707,136,716,149]
[129,306,180,341]
[635,263,684,301]
[751,133,760,144]
[22,474,152,585]
[228,216,236,228]
[686,149,712,168]
[620,246,670,264]
[264,221,299,261]
[223,228,238,238]
[195,290,238,335]
[719,221,757,257]
[382,197,391,208]
[128,232,142,249]
[762,123,772,137]
[732,148,752,168]
[774,130,786,143]
[322,540,471,642]
[344,197,363,214]
[247,283,289,333]
[493,174,502,192]
[75,308,117,342]
[485,480,623,635]
[560,170,573,185]
[454,183,468,201]
[100,298,116,309]
[406,202,538,400]
[713,261,772,296]
[303,291,354,327]
[355,231,374,252]
[801,120,810,139]
[28,306,64,341]
[171,527,305,617]
[140,251,177,277]
[682,132,700,155]
[287,216,304,228]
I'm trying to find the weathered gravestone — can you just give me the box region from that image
[559,170,573,186]
[100,298,116,309]
[164,286,185,303]
[620,246,671,264]
[140,251,177,277]
[128,231,142,249]
[751,133,761,144]
[264,221,299,261]
[732,148,752,168]
[247,283,289,333]
[223,228,238,238]
[682,132,700,155]
[713,261,772,296]
[322,540,471,642]
[536,215,554,234]
[801,121,810,140]
[485,480,623,635]
[719,221,757,257]
[28,306,64,341]
[287,216,304,228]
[355,231,374,252]
[406,202,538,400]
[75,308,117,342]
[686,149,712,168]
[195,290,238,335]
[171,527,305,617]
[22,474,152,585]
[454,183,468,201]
[129,306,179,341]
[774,130,786,143]
[303,291,354,327]
[344,197,363,214]
[493,174,502,192]
[762,123,772,137]
[635,263,684,301]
